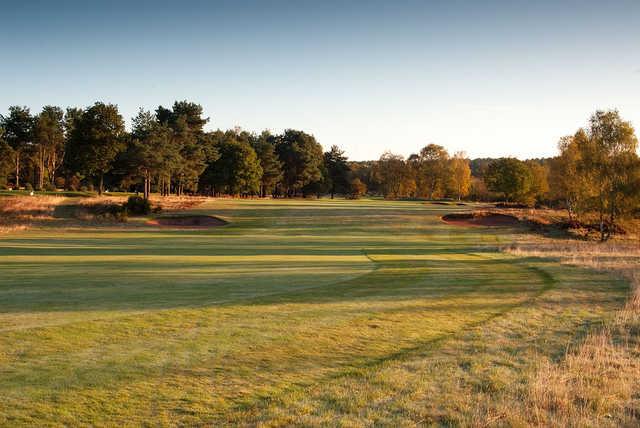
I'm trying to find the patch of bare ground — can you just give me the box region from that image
[503,236,640,425]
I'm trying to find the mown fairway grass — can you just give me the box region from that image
[0,199,629,425]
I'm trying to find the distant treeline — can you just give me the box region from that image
[354,110,639,240]
[0,101,356,199]
[0,102,638,237]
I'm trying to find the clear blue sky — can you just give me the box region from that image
[2,0,639,160]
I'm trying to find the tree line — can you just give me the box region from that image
[0,101,361,199]
[475,110,639,241]
[1,103,638,238]
[0,100,476,201]
[351,110,638,240]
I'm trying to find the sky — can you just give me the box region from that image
[1,0,639,160]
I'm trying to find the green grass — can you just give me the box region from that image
[0,199,629,425]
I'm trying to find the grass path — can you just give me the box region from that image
[0,199,628,426]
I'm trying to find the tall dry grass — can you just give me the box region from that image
[0,195,66,233]
[505,238,640,426]
[75,194,206,212]
[0,194,209,232]
[148,195,207,211]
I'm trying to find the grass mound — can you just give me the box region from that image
[147,215,227,228]
[442,211,520,227]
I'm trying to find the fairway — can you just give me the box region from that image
[0,199,628,425]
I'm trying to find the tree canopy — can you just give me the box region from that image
[64,102,126,194]
[324,145,350,199]
[1,101,637,240]
[275,129,324,196]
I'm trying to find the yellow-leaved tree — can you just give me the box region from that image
[449,151,471,200]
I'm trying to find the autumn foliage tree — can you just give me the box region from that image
[548,131,592,221]
[550,110,639,240]
[374,151,407,199]
[448,151,471,200]
[348,177,367,199]
[417,144,449,199]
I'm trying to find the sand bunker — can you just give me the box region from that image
[147,215,228,228]
[442,212,520,227]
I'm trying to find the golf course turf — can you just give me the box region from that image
[0,198,629,425]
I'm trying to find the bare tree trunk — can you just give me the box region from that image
[609,192,616,240]
[567,200,574,223]
[143,171,150,200]
[599,194,606,242]
[39,148,45,190]
[14,152,20,189]
[47,150,59,187]
[98,173,104,196]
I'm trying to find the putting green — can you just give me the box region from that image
[0,199,628,425]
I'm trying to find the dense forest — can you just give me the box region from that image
[1,101,639,238]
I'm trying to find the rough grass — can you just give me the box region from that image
[0,195,65,233]
[0,194,207,231]
[0,198,633,426]
[488,206,640,240]
[504,238,640,426]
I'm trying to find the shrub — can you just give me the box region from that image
[67,175,80,191]
[348,178,367,199]
[55,177,66,189]
[44,182,56,192]
[83,202,127,222]
[25,183,33,192]
[125,196,151,216]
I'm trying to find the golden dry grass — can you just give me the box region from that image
[505,237,640,426]
[0,194,207,230]
[148,194,207,211]
[492,206,640,240]
[0,195,65,233]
